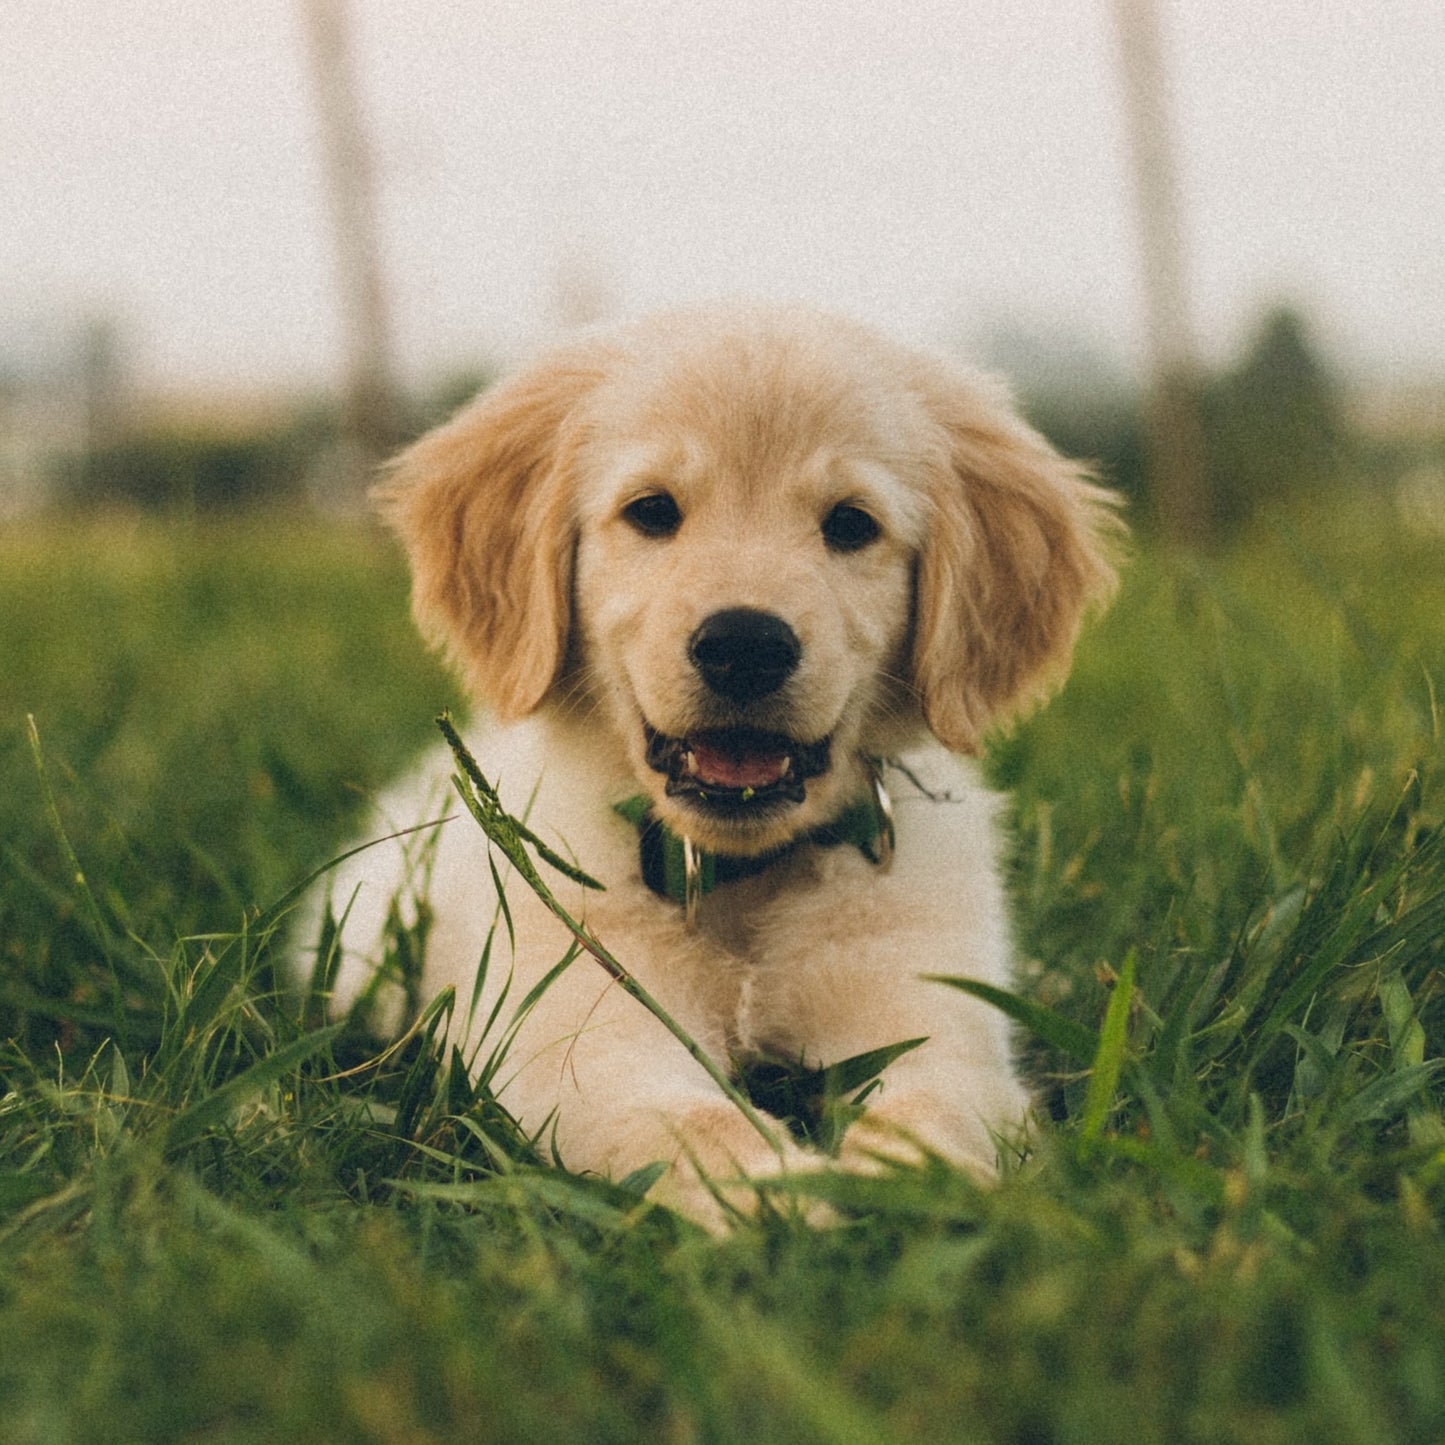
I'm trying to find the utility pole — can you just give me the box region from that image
[301,0,402,470]
[1112,0,1211,546]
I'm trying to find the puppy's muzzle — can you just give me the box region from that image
[688,608,800,704]
[646,608,823,815]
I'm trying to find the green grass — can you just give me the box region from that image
[2,499,1443,1443]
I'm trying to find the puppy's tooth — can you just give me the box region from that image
[781,757,794,778]
[684,751,699,776]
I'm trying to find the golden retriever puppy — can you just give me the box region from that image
[318,304,1119,1225]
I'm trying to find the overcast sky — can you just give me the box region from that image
[3,1,1442,394]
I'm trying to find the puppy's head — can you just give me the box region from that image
[380,306,1121,855]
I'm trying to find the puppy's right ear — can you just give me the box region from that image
[375,345,612,721]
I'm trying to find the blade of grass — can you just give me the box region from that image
[1332,1061,1445,1134]
[1081,948,1137,1142]
[437,713,604,893]
[163,1023,343,1152]
[26,714,124,1039]
[925,975,1100,1066]
[823,1037,927,1096]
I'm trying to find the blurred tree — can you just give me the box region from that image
[300,0,402,470]
[1204,306,1350,532]
[68,411,335,512]
[1112,0,1212,548]
[987,304,1353,540]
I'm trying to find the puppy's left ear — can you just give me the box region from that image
[374,342,614,721]
[911,364,1124,754]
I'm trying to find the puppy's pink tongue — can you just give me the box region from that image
[688,737,789,789]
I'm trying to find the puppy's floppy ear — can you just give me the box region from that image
[375,344,612,721]
[911,362,1124,755]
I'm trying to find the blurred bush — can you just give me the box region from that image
[1201,306,1353,532]
[66,406,337,511]
[54,367,494,514]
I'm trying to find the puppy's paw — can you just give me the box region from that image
[614,1099,827,1232]
[836,1088,1012,1183]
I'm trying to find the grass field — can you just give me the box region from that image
[1,499,1442,1443]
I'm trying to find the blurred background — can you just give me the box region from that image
[2,0,1443,539]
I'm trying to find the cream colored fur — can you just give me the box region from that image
[314,305,1120,1227]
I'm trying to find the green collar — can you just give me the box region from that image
[613,760,895,926]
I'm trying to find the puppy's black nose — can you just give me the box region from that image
[689,608,801,703]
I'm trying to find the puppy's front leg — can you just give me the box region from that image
[494,915,815,1228]
[750,858,1031,1180]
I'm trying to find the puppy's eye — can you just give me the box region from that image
[622,492,682,538]
[821,503,881,553]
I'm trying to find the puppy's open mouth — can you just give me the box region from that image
[644,724,831,810]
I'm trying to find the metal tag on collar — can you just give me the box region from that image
[868,757,896,871]
[682,833,703,928]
